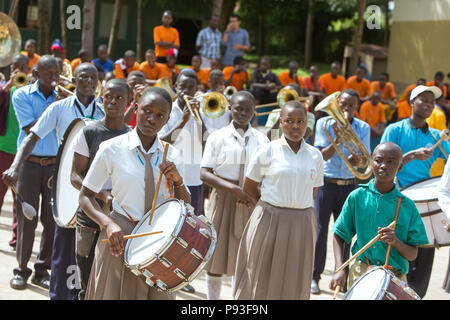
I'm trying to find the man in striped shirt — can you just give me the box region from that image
[196,15,222,69]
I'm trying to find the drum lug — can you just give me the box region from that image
[130,267,141,277]
[176,237,188,249]
[156,279,168,291]
[185,203,195,214]
[157,255,172,268]
[198,214,210,225]
[199,228,211,239]
[190,248,203,260]
[186,216,197,229]
[143,269,154,279]
[174,268,187,280]
[385,292,398,300]
[145,277,155,287]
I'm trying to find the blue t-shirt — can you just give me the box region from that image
[222,28,250,66]
[92,58,114,74]
[380,118,450,187]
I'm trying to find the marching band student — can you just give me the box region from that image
[79,87,190,300]
[233,100,324,300]
[380,85,450,298]
[311,89,371,295]
[330,142,428,292]
[124,71,147,128]
[70,79,131,300]
[201,91,269,300]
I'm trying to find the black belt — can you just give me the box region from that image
[324,177,356,186]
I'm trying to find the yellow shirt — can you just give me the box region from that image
[427,106,447,177]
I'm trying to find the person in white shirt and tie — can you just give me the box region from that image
[78,87,190,300]
[200,91,269,300]
[233,100,324,300]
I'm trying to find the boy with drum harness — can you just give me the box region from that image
[330,142,429,294]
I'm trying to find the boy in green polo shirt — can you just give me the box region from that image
[330,142,429,293]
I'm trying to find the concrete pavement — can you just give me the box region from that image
[0,191,448,300]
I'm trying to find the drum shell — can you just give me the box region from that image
[344,267,420,300]
[124,199,216,293]
[400,177,450,248]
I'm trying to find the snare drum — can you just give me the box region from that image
[344,266,420,300]
[400,176,450,248]
[124,198,216,293]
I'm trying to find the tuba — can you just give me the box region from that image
[314,91,372,180]
[200,91,228,119]
[0,12,22,68]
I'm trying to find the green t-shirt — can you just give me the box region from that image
[333,179,429,275]
[0,87,19,154]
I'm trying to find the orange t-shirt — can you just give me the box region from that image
[159,64,180,79]
[357,100,386,128]
[71,58,82,73]
[278,71,303,88]
[21,51,40,73]
[427,81,447,98]
[153,25,180,58]
[397,100,412,120]
[319,73,346,96]
[346,76,371,98]
[370,81,396,101]
[398,84,416,103]
[223,66,250,91]
[188,67,210,89]
[139,61,164,80]
[114,62,141,79]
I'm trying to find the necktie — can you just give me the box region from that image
[234,135,249,238]
[140,149,155,215]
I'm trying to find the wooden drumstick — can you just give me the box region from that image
[101,230,163,244]
[430,129,450,151]
[149,143,169,225]
[335,221,396,274]
[333,285,341,300]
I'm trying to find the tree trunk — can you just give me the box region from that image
[212,0,223,16]
[219,0,236,31]
[82,0,96,59]
[304,0,315,68]
[8,0,20,18]
[60,0,69,58]
[384,0,390,47]
[108,0,123,60]
[349,0,365,75]
[137,0,144,62]
[38,0,52,55]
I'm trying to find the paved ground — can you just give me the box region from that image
[0,191,448,300]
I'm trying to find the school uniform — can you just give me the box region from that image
[201,121,269,275]
[159,99,204,215]
[30,93,105,300]
[233,136,324,300]
[82,129,182,300]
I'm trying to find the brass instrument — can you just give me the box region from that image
[0,12,22,68]
[181,94,203,126]
[223,85,237,98]
[314,91,372,180]
[155,76,176,101]
[200,91,228,119]
[57,74,102,99]
[0,72,5,82]
[254,87,312,117]
[12,72,29,87]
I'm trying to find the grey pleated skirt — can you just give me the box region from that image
[233,200,317,300]
[85,211,175,300]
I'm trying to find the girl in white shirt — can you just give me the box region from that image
[200,91,269,300]
[78,87,190,300]
[233,100,324,300]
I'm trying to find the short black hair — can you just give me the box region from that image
[281,100,307,117]
[25,39,37,47]
[230,13,240,21]
[231,90,256,105]
[340,88,360,104]
[124,50,136,58]
[140,87,173,113]
[95,64,105,75]
[209,69,224,80]
[78,49,89,57]
[105,78,130,96]
[435,71,444,79]
[178,69,198,84]
[12,53,29,65]
[233,56,245,66]
[74,62,98,77]
[98,44,108,51]
[127,70,146,80]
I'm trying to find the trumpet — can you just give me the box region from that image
[12,72,29,88]
[254,87,312,117]
[180,93,203,126]
[201,91,228,119]
[314,91,372,180]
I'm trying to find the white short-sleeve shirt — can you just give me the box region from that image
[246,136,324,209]
[201,121,269,181]
[82,129,184,222]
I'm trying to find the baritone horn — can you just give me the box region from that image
[201,91,228,119]
[314,91,372,180]
[13,72,29,87]
[155,76,176,101]
[254,87,312,117]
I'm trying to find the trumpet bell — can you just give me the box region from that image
[223,86,237,98]
[201,92,228,119]
[277,87,300,108]
[13,72,29,88]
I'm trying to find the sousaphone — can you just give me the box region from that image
[0,12,22,68]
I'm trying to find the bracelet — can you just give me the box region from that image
[173,181,185,188]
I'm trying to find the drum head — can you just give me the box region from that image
[125,199,184,267]
[400,176,441,202]
[344,267,389,300]
[51,118,89,228]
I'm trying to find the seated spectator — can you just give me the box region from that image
[302,65,325,108]
[20,39,40,73]
[278,61,303,88]
[223,56,250,91]
[346,66,371,101]
[139,49,163,86]
[189,55,210,92]
[92,44,114,74]
[427,71,448,99]
[371,72,397,123]
[114,50,140,79]
[159,48,180,84]
[71,49,90,74]
[357,90,386,152]
[319,61,346,96]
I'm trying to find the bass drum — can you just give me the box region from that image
[51,118,91,228]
